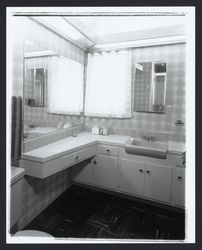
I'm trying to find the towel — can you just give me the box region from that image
[11,96,22,162]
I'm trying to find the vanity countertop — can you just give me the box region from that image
[22,132,130,163]
[22,132,185,163]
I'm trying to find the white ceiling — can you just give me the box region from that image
[66,16,186,36]
[33,16,186,51]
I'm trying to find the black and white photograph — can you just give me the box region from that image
[6,6,195,244]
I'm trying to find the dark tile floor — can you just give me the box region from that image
[24,185,185,240]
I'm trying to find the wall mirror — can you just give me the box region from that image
[134,61,167,113]
[23,40,84,141]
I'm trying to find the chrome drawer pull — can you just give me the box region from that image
[106,149,110,152]
[146,170,151,175]
[139,169,143,174]
[178,176,182,181]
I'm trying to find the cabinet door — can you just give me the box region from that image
[93,155,118,191]
[144,163,172,203]
[119,159,145,197]
[72,159,94,185]
[172,167,185,207]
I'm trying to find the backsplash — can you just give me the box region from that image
[85,43,186,142]
[24,106,84,128]
[23,124,84,153]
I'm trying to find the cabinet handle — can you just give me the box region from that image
[94,160,97,165]
[177,176,182,181]
[139,169,143,174]
[106,149,110,152]
[75,156,79,161]
[146,170,151,175]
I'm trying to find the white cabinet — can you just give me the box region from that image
[72,144,119,191]
[172,167,185,207]
[120,159,145,197]
[71,145,184,208]
[94,154,118,191]
[119,159,173,204]
[144,163,173,203]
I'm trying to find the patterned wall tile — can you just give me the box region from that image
[17,168,71,231]
[11,17,86,231]
[134,62,152,111]
[84,43,186,141]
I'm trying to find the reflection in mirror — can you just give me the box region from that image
[134,61,167,113]
[23,40,84,141]
[25,68,47,107]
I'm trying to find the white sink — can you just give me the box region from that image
[125,138,168,159]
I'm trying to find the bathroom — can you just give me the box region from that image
[7,7,195,243]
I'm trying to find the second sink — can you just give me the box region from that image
[125,138,168,159]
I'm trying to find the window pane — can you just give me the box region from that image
[154,63,167,73]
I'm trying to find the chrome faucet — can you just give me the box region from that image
[142,135,155,141]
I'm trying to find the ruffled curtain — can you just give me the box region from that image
[85,50,132,118]
[47,56,84,115]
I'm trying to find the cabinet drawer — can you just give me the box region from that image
[60,146,96,170]
[97,144,119,156]
[22,146,96,179]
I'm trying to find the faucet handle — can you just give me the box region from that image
[142,135,155,141]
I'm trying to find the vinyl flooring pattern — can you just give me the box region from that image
[24,185,185,240]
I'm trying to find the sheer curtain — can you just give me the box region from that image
[85,50,132,118]
[47,56,84,115]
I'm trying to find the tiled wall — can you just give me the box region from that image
[10,17,86,232]
[12,17,86,97]
[12,17,86,126]
[85,43,186,142]
[11,17,86,143]
[24,106,84,128]
[134,62,152,112]
[12,168,71,232]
